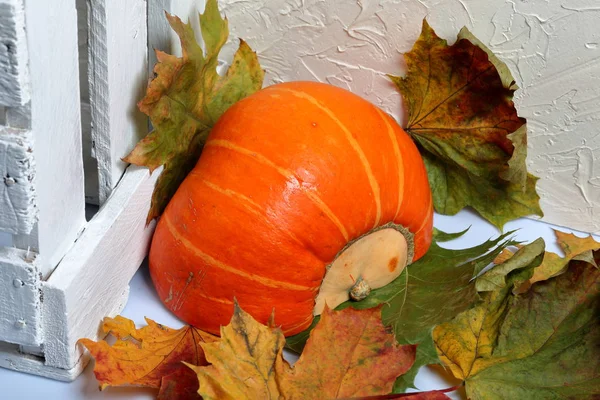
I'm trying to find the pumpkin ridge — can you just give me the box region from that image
[205,138,350,241]
[193,175,308,250]
[268,86,383,228]
[196,175,263,211]
[375,108,405,220]
[282,313,314,335]
[163,216,319,291]
[413,190,433,236]
[189,291,233,305]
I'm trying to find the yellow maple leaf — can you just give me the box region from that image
[518,229,600,292]
[185,305,285,400]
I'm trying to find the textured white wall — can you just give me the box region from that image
[173,0,600,234]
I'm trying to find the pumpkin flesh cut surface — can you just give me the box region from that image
[314,225,412,315]
[149,81,433,336]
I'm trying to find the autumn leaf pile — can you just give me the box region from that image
[79,1,600,399]
[81,229,600,399]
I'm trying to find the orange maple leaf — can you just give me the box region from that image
[78,315,216,400]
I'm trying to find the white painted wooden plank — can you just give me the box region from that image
[76,0,100,205]
[148,0,174,75]
[0,0,30,107]
[0,283,129,381]
[80,102,100,205]
[42,166,157,370]
[0,127,36,235]
[23,0,87,275]
[0,247,41,347]
[0,341,87,381]
[5,101,30,129]
[148,0,206,65]
[11,223,38,254]
[0,231,10,247]
[88,0,149,204]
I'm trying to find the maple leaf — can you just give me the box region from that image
[433,239,600,399]
[185,302,417,399]
[391,20,542,229]
[475,237,545,292]
[78,315,216,399]
[287,228,517,392]
[516,229,600,292]
[124,0,264,223]
[337,386,457,399]
[281,306,416,399]
[185,303,285,400]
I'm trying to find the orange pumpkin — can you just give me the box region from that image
[149,81,433,336]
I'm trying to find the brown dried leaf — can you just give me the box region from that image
[392,20,542,229]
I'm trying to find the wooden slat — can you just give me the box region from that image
[147,0,174,74]
[0,127,36,235]
[0,247,42,347]
[148,0,206,67]
[42,166,157,370]
[76,0,100,205]
[0,341,85,381]
[19,0,87,276]
[0,0,29,107]
[0,0,35,236]
[88,0,149,204]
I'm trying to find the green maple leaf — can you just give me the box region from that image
[123,0,264,222]
[391,20,542,229]
[287,228,517,392]
[434,239,600,399]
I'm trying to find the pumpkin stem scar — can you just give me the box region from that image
[327,222,415,269]
[313,222,415,315]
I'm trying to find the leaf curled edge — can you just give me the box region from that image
[392,20,542,229]
[124,0,264,223]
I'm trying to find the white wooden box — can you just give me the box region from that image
[0,0,175,381]
[1,0,598,383]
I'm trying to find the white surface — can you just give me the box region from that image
[76,0,100,205]
[0,0,35,235]
[0,165,156,379]
[213,0,600,234]
[0,0,30,107]
[41,166,157,373]
[88,0,149,204]
[0,247,41,347]
[148,0,177,73]
[0,127,36,234]
[20,0,86,274]
[1,209,596,399]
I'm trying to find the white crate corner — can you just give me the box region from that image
[0,0,182,380]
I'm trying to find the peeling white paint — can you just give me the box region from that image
[0,0,30,107]
[0,127,36,235]
[211,0,600,234]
